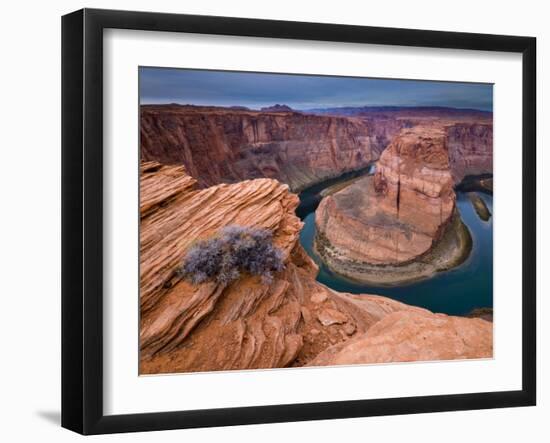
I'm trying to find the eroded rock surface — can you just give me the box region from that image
[314,120,488,284]
[316,126,457,264]
[140,105,408,191]
[308,310,493,366]
[447,123,493,183]
[140,162,491,373]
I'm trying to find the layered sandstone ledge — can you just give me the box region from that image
[308,309,493,366]
[140,162,491,374]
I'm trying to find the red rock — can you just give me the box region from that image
[343,322,357,336]
[141,105,492,193]
[447,123,493,183]
[316,125,456,266]
[140,105,405,191]
[301,306,312,323]
[139,162,492,374]
[317,308,349,326]
[308,310,493,366]
[311,292,328,304]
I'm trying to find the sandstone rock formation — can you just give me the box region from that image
[447,123,493,183]
[313,117,492,284]
[141,105,492,193]
[140,162,491,373]
[308,310,493,366]
[140,105,407,191]
[315,125,469,284]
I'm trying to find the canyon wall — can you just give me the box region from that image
[139,161,491,373]
[140,105,406,191]
[141,105,492,192]
[447,122,493,183]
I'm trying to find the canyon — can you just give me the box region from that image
[140,161,492,373]
[317,125,457,265]
[139,104,493,372]
[314,121,487,284]
[141,105,492,191]
[140,105,413,191]
[140,104,493,298]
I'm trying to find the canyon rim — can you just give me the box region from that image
[139,67,494,375]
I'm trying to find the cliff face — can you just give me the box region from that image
[447,123,493,183]
[140,105,405,191]
[141,105,492,192]
[373,126,457,246]
[140,161,491,373]
[316,126,456,268]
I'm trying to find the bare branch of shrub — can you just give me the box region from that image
[180,225,285,285]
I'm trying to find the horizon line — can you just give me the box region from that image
[139,102,493,113]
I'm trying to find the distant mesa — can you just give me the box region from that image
[307,105,492,118]
[260,104,294,112]
[229,105,251,111]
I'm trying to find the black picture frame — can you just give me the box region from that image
[61,8,537,435]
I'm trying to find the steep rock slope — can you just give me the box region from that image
[140,162,491,373]
[447,123,493,183]
[316,126,456,263]
[313,119,491,284]
[141,105,492,192]
[140,105,404,191]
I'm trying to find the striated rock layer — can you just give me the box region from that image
[315,124,473,284]
[308,310,493,366]
[140,105,408,191]
[317,126,455,264]
[140,162,491,373]
[141,105,492,192]
[447,123,493,183]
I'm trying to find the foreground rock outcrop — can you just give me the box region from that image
[140,162,491,373]
[309,310,493,366]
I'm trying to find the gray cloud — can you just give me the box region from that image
[139,67,493,111]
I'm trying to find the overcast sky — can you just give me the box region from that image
[139,67,493,111]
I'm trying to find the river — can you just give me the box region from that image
[297,168,493,316]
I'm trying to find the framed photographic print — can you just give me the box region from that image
[61,8,536,435]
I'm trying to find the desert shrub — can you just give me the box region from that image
[180,225,285,285]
